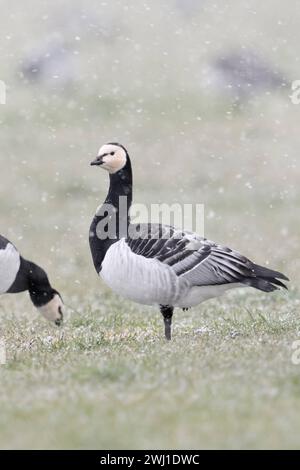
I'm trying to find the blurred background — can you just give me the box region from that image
[0,0,299,449]
[1,0,299,289]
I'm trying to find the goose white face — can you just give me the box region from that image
[38,294,64,326]
[91,144,127,174]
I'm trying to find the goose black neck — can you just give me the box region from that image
[8,258,55,307]
[105,158,133,209]
[89,157,133,273]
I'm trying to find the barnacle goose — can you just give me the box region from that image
[89,143,289,340]
[0,234,63,325]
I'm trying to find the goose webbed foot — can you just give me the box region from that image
[160,305,174,341]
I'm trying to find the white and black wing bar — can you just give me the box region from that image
[126,224,289,292]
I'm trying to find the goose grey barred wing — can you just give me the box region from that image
[126,223,210,275]
[126,224,215,278]
[180,243,289,291]
[126,224,288,291]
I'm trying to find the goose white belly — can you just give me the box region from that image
[0,243,21,294]
[175,282,243,308]
[100,239,186,306]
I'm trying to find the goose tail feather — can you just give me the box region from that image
[243,263,289,292]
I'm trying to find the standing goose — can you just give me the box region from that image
[0,234,63,325]
[89,143,289,340]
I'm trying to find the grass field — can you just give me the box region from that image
[0,0,300,449]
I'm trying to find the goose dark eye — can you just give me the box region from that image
[110,152,115,156]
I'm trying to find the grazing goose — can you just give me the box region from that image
[0,234,63,325]
[89,143,289,340]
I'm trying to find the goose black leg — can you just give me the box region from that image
[160,305,174,340]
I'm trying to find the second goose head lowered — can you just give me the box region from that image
[0,234,64,326]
